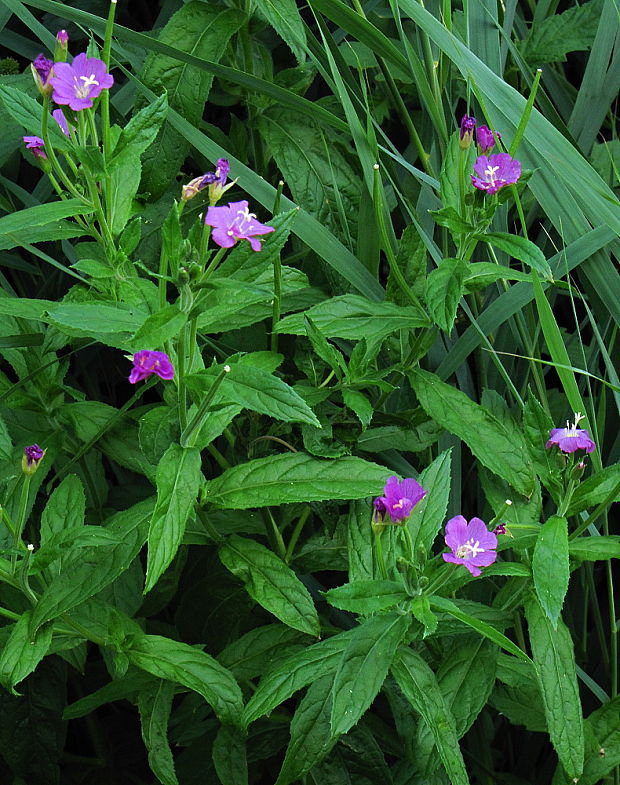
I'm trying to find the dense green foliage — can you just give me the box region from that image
[0,0,618,783]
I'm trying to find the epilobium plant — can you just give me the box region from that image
[0,1,617,785]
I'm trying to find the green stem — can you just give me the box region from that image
[569,478,620,539]
[40,96,85,201]
[285,506,312,564]
[272,180,285,214]
[181,364,232,447]
[374,531,388,579]
[177,325,188,431]
[100,0,117,161]
[11,475,31,574]
[271,244,282,353]
[199,246,228,285]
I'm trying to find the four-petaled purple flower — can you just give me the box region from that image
[459,114,476,149]
[471,153,521,195]
[22,443,46,475]
[128,351,175,384]
[23,136,47,160]
[373,475,427,524]
[545,412,596,454]
[442,515,497,577]
[205,200,275,252]
[50,53,113,111]
[476,125,496,155]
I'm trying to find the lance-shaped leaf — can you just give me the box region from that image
[213,724,248,785]
[324,580,409,614]
[409,369,536,497]
[525,595,584,778]
[138,680,178,785]
[29,498,154,634]
[391,647,469,785]
[331,612,411,736]
[476,232,553,279]
[0,612,53,692]
[219,535,320,637]
[205,453,388,509]
[532,515,569,627]
[145,444,202,594]
[127,634,243,727]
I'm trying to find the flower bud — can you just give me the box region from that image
[459,114,476,149]
[22,444,45,475]
[55,30,69,62]
[31,54,54,96]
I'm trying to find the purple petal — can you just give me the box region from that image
[210,227,237,248]
[444,515,468,552]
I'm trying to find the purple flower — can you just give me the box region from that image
[493,523,507,536]
[56,30,69,47]
[128,351,175,384]
[205,200,275,252]
[471,153,521,195]
[49,53,113,111]
[23,136,47,160]
[52,108,72,137]
[22,443,45,475]
[442,516,497,577]
[373,475,427,524]
[545,412,596,454]
[33,54,53,83]
[476,125,497,155]
[459,114,476,149]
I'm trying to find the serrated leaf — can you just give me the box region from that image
[409,449,453,556]
[525,595,584,778]
[205,453,388,509]
[331,612,411,736]
[218,624,305,681]
[410,595,438,637]
[29,498,154,634]
[255,0,307,63]
[276,674,336,785]
[40,474,85,545]
[111,92,169,163]
[477,232,552,279]
[576,696,620,785]
[127,634,243,726]
[0,612,53,691]
[568,535,620,562]
[347,498,375,582]
[243,629,355,727]
[145,444,202,593]
[409,369,536,497]
[46,302,146,337]
[391,647,469,785]
[532,515,569,627]
[324,580,408,614]
[138,680,178,785]
[341,388,373,429]
[219,535,319,636]
[520,0,603,65]
[0,85,70,149]
[425,258,469,333]
[304,315,347,378]
[187,363,320,427]
[275,294,428,340]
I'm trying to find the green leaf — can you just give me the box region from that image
[439,134,475,213]
[409,369,536,497]
[429,206,474,234]
[108,152,142,235]
[218,624,305,681]
[567,461,620,514]
[464,262,531,292]
[145,444,202,594]
[213,724,248,785]
[0,199,94,250]
[275,294,428,340]
[139,406,180,465]
[429,596,532,662]
[139,3,244,197]
[132,307,187,361]
[425,258,469,333]
[410,595,438,637]
[477,232,552,280]
[255,0,307,63]
[0,612,53,691]
[127,634,243,726]
[520,0,603,65]
[188,363,320,427]
[40,474,85,545]
[391,647,470,785]
[323,580,408,614]
[276,674,336,785]
[347,499,375,582]
[341,389,373,429]
[46,302,146,337]
[138,680,178,785]
[205,453,389,509]
[576,696,620,785]
[29,498,154,634]
[409,449,452,556]
[524,594,584,778]
[568,535,620,562]
[331,612,411,736]
[0,84,69,149]
[414,639,497,775]
[304,315,347,378]
[243,629,355,726]
[219,535,320,637]
[111,92,169,163]
[532,515,569,627]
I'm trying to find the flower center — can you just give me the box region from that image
[484,164,500,184]
[235,206,257,230]
[456,538,485,559]
[74,74,99,98]
[391,497,410,511]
